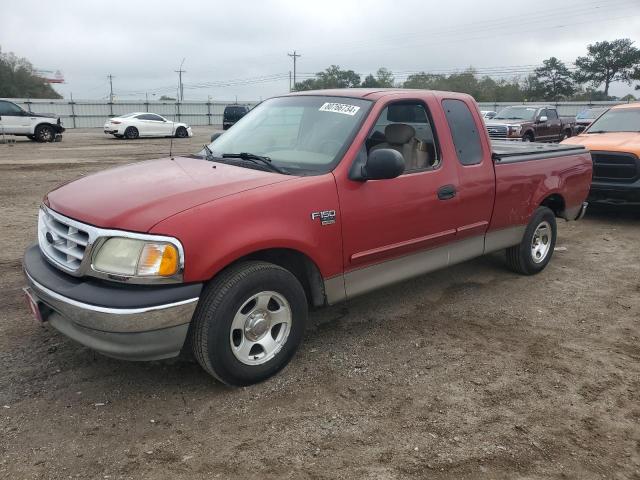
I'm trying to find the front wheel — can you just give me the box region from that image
[522,132,534,142]
[175,126,188,138]
[35,124,55,142]
[191,261,308,386]
[506,206,557,275]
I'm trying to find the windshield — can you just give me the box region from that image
[494,106,537,120]
[576,107,608,120]
[586,108,640,133]
[200,95,372,175]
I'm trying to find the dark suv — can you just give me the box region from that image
[222,105,250,130]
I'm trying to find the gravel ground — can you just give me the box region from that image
[0,128,639,479]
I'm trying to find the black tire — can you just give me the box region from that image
[35,124,55,142]
[114,134,123,139]
[506,206,557,275]
[175,126,188,138]
[191,261,308,386]
[27,135,36,141]
[522,132,535,142]
[124,127,139,139]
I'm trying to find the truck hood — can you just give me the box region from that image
[486,119,532,126]
[46,156,294,232]
[562,132,640,154]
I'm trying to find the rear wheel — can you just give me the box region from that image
[124,126,139,139]
[175,126,188,138]
[35,124,55,142]
[191,261,308,386]
[506,206,557,275]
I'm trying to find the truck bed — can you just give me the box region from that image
[492,140,587,164]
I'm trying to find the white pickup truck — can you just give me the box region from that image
[0,99,65,142]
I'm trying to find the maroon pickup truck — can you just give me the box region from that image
[486,105,576,142]
[23,89,592,386]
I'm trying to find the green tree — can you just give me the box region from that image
[534,57,575,100]
[574,38,640,97]
[374,67,394,87]
[0,47,61,98]
[361,68,395,88]
[159,95,176,101]
[295,65,361,91]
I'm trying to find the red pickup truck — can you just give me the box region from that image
[23,89,592,386]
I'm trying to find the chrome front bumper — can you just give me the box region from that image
[23,245,201,361]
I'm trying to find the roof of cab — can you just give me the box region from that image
[285,88,471,101]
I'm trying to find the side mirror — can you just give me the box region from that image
[538,115,548,123]
[354,149,405,181]
[210,132,223,142]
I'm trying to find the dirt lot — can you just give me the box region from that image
[0,128,639,479]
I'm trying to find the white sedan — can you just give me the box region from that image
[103,112,193,139]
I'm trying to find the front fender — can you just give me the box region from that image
[149,174,344,283]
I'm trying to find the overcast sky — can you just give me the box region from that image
[2,0,640,101]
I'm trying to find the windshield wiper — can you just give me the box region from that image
[202,144,215,161]
[222,152,287,174]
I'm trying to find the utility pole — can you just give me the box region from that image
[289,71,292,92]
[287,50,301,91]
[107,74,114,103]
[175,58,186,102]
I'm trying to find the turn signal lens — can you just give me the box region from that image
[138,243,179,276]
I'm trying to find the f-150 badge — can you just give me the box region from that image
[311,210,336,226]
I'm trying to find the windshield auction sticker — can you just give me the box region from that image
[319,103,361,116]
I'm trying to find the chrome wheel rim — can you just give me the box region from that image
[531,221,552,263]
[230,291,292,365]
[40,129,52,141]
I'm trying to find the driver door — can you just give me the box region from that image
[336,97,461,298]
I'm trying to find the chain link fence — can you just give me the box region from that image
[2,99,258,129]
[2,98,630,129]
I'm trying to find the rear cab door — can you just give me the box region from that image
[546,108,562,139]
[437,94,495,255]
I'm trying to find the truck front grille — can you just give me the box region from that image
[38,207,90,273]
[591,151,640,183]
[486,125,508,139]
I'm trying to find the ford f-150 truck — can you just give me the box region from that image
[22,89,592,386]
[0,99,65,142]
[485,105,575,142]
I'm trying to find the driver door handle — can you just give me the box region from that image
[437,184,457,200]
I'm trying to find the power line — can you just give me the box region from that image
[287,50,301,91]
[175,58,186,101]
[107,74,114,102]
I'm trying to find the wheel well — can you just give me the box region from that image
[230,249,326,308]
[540,194,565,218]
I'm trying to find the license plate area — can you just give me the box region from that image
[23,287,44,323]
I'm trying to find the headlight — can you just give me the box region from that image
[92,237,181,279]
[508,125,522,135]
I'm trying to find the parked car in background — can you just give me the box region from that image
[23,89,592,386]
[103,112,192,139]
[575,107,609,133]
[223,104,250,130]
[562,103,640,204]
[480,110,497,119]
[0,99,64,142]
[485,105,575,142]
